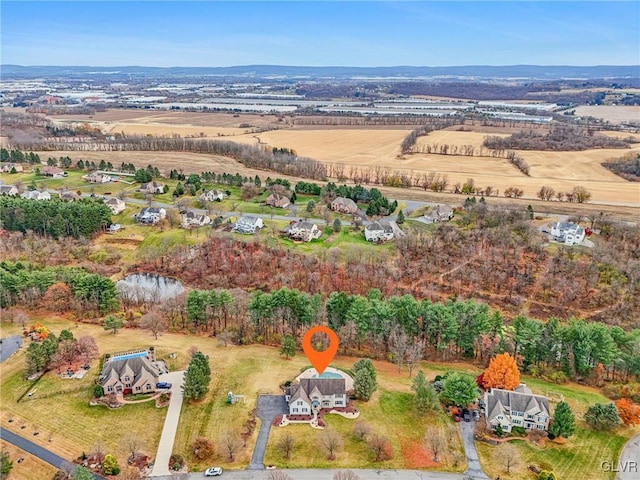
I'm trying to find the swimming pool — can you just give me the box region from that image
[312,371,343,379]
[111,351,148,361]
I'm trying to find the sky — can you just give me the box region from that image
[1,1,639,67]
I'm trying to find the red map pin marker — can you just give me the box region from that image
[302,326,339,375]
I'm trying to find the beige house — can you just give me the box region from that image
[424,205,454,223]
[1,163,24,173]
[42,166,65,178]
[330,197,358,214]
[484,384,551,433]
[104,197,126,214]
[0,185,19,196]
[286,378,347,415]
[138,182,165,194]
[286,221,322,242]
[199,189,225,202]
[84,172,112,183]
[100,352,164,395]
[181,211,211,228]
[265,193,290,208]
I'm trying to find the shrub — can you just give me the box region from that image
[511,426,527,437]
[538,471,558,480]
[101,454,120,475]
[169,453,185,471]
[93,385,104,398]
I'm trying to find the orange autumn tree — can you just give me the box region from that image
[483,353,520,390]
[615,398,640,425]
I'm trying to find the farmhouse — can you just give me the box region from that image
[330,197,358,214]
[0,185,19,196]
[285,220,322,242]
[42,166,66,178]
[99,350,165,396]
[138,182,165,194]
[0,163,24,173]
[550,221,586,246]
[21,190,51,200]
[181,211,211,228]
[265,193,291,208]
[484,384,550,433]
[135,207,167,224]
[233,215,263,234]
[104,197,126,214]
[424,205,454,223]
[285,378,347,415]
[199,189,224,202]
[83,171,112,183]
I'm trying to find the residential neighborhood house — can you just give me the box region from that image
[104,197,126,215]
[424,205,454,223]
[83,171,112,183]
[265,192,291,208]
[0,185,19,196]
[364,221,394,242]
[42,166,66,178]
[58,190,79,201]
[99,350,165,396]
[199,189,225,202]
[330,196,358,214]
[233,215,263,234]
[138,182,165,194]
[135,207,167,225]
[181,211,211,228]
[484,383,551,433]
[1,163,24,173]
[550,221,586,246]
[285,220,322,242]
[285,378,347,416]
[21,190,51,200]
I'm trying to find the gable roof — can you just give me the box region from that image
[365,221,393,233]
[100,356,162,384]
[485,387,550,421]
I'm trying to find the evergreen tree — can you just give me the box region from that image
[333,218,342,233]
[306,200,316,213]
[549,401,575,438]
[0,450,13,478]
[396,210,405,224]
[585,403,620,430]
[412,370,439,414]
[280,334,296,359]
[290,191,297,204]
[183,351,211,401]
[353,359,377,401]
[74,466,94,480]
[103,316,123,334]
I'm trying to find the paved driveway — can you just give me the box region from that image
[248,395,288,470]
[617,433,640,480]
[459,420,489,480]
[149,370,186,477]
[0,335,23,363]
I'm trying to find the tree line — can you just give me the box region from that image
[0,197,112,239]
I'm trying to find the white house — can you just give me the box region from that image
[104,197,126,214]
[286,221,322,242]
[135,207,167,224]
[181,211,211,228]
[199,189,225,202]
[21,190,51,200]
[138,182,165,194]
[233,215,263,234]
[285,378,347,416]
[1,163,24,173]
[550,222,586,246]
[84,172,112,183]
[364,221,395,242]
[424,205,454,223]
[484,384,550,433]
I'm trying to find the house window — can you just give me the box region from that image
[107,386,113,392]
[293,408,297,413]
[513,419,521,425]
[146,384,152,390]
[297,401,303,405]
[124,376,130,382]
[336,400,343,405]
[537,425,545,430]
[125,383,131,388]
[136,386,141,391]
[526,414,533,419]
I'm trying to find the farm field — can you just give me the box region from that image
[573,105,640,124]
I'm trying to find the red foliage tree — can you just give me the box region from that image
[483,353,520,391]
[41,282,73,313]
[616,398,640,426]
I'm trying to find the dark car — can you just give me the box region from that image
[462,408,471,422]
[472,410,480,421]
[156,382,172,389]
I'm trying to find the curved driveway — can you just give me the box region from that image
[617,433,640,480]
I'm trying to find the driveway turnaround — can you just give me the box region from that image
[248,395,288,470]
[149,370,186,477]
[617,433,640,480]
[0,335,22,363]
[459,420,489,480]
[0,427,105,479]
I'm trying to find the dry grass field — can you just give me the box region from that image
[573,105,640,124]
[0,440,58,480]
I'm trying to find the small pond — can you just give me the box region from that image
[116,273,185,303]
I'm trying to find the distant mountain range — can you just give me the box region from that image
[1,64,639,80]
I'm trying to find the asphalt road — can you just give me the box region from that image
[458,420,489,480]
[0,427,105,479]
[249,395,288,470]
[616,433,640,480]
[0,335,23,363]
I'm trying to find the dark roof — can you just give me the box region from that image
[100,356,161,382]
[485,387,550,422]
[366,221,393,233]
[300,378,346,396]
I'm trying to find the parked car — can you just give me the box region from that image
[462,408,471,422]
[156,382,172,389]
[205,467,223,476]
[472,410,480,421]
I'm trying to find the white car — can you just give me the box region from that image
[205,467,223,477]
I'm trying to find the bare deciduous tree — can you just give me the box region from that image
[494,442,521,473]
[405,339,424,377]
[352,420,372,441]
[221,431,242,461]
[277,432,295,460]
[139,307,168,340]
[388,326,409,373]
[319,428,343,460]
[425,426,446,462]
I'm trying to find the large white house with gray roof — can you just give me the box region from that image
[484,383,550,433]
[285,378,347,416]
